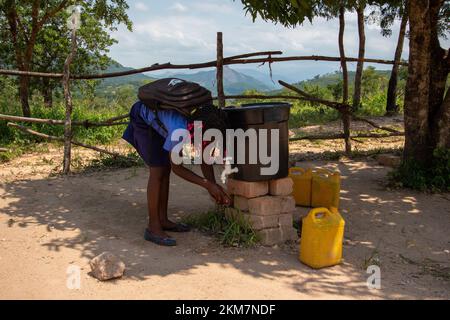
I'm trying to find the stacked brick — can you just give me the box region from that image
[226,177,298,246]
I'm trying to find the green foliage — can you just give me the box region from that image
[182,207,260,247]
[361,66,388,100]
[357,92,389,116]
[388,148,450,192]
[0,0,132,110]
[239,0,357,27]
[289,101,340,127]
[327,80,344,101]
[0,93,129,163]
[232,68,398,127]
[368,0,407,37]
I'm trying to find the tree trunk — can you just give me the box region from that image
[403,0,449,165]
[42,78,53,108]
[386,3,408,116]
[18,75,31,117]
[353,4,365,111]
[428,1,450,149]
[338,6,351,154]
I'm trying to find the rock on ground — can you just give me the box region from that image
[89,252,125,281]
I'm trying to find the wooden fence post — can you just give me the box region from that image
[216,32,225,109]
[62,28,77,174]
[338,6,352,155]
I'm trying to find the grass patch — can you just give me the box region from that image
[388,148,450,192]
[0,142,53,163]
[182,206,260,247]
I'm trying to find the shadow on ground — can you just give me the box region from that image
[1,160,449,299]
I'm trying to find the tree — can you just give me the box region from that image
[352,1,366,111]
[401,0,449,164]
[361,66,385,100]
[370,0,409,115]
[30,8,118,108]
[370,0,449,166]
[386,2,408,115]
[0,0,131,116]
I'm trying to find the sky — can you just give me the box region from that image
[108,0,449,83]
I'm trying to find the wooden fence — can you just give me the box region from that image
[0,32,405,173]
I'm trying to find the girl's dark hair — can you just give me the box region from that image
[188,104,229,135]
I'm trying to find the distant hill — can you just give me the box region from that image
[95,62,272,95]
[94,61,393,98]
[95,61,155,92]
[158,66,273,94]
[224,68,279,90]
[295,70,392,88]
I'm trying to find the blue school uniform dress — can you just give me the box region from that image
[122,101,188,167]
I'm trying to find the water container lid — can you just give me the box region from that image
[223,102,291,125]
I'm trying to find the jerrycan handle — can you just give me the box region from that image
[307,207,332,223]
[312,168,330,177]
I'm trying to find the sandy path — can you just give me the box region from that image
[0,158,449,299]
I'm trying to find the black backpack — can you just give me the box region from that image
[138,78,213,117]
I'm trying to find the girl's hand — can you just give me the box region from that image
[207,182,232,206]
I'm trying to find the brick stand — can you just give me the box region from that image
[226,177,298,246]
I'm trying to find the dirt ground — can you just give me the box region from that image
[0,115,448,300]
[0,141,449,300]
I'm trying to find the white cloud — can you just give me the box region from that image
[190,2,234,14]
[135,2,149,12]
[170,2,187,13]
[109,0,448,81]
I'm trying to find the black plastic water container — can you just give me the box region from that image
[223,102,291,182]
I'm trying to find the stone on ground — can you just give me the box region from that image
[89,252,125,281]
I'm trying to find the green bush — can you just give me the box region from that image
[356,94,387,116]
[389,148,450,192]
[289,101,340,127]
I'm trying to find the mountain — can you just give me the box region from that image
[163,66,273,95]
[96,61,155,90]
[295,70,392,88]
[95,62,272,95]
[230,68,279,90]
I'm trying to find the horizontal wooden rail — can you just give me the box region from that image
[0,113,129,127]
[228,55,408,66]
[7,122,131,158]
[289,132,404,141]
[0,54,406,80]
[214,94,314,101]
[0,51,280,79]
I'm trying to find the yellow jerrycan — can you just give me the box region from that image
[311,169,340,208]
[289,167,312,207]
[300,207,345,269]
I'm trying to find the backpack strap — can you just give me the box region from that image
[153,109,168,137]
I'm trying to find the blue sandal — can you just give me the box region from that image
[144,229,176,246]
